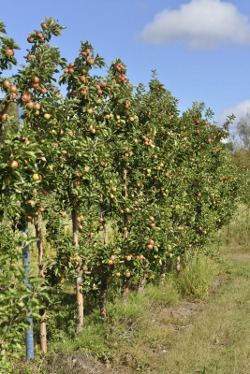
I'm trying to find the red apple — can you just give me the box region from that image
[3,80,10,88]
[9,160,18,169]
[5,49,14,57]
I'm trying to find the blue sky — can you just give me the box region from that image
[2,0,250,127]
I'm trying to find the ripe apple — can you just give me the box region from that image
[36,32,43,39]
[98,217,104,223]
[32,173,42,181]
[27,36,34,43]
[40,22,47,29]
[125,272,131,278]
[10,85,17,93]
[1,113,7,121]
[115,272,121,277]
[26,102,34,109]
[40,87,47,94]
[125,255,132,261]
[3,80,10,88]
[32,76,40,84]
[87,58,94,64]
[108,259,113,265]
[9,160,18,169]
[5,49,14,57]
[21,93,31,102]
[44,113,51,120]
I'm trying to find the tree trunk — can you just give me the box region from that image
[34,216,47,354]
[72,209,84,335]
[39,308,47,354]
[121,277,130,302]
[34,216,44,278]
[137,277,146,294]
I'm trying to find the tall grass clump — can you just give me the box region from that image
[175,251,219,300]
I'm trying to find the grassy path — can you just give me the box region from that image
[152,245,250,374]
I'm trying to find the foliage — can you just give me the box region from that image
[0,16,242,369]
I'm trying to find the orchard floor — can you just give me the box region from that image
[34,244,250,374]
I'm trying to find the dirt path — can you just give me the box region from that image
[147,247,250,374]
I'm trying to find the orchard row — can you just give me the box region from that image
[0,18,238,365]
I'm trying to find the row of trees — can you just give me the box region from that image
[0,18,239,370]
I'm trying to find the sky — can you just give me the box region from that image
[2,0,250,128]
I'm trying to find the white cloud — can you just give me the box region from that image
[138,0,250,49]
[219,100,250,128]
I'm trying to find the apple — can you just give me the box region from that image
[3,80,10,89]
[32,76,40,84]
[21,93,31,102]
[32,173,42,181]
[149,216,155,222]
[1,113,7,121]
[40,87,47,94]
[125,255,132,261]
[108,259,114,265]
[87,58,94,64]
[44,113,51,120]
[87,108,94,114]
[115,272,121,277]
[147,244,153,250]
[36,32,43,39]
[10,85,17,93]
[27,36,34,43]
[9,160,18,169]
[125,272,131,278]
[40,22,47,29]
[98,217,104,223]
[5,49,14,57]
[26,102,34,109]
